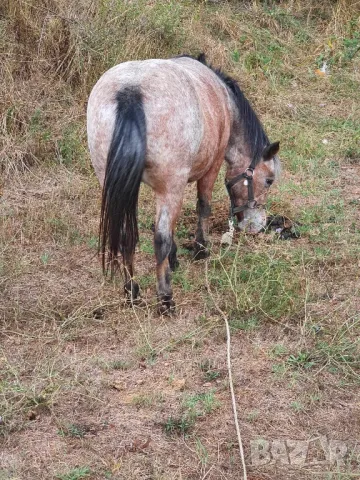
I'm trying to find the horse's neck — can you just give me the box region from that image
[225,127,252,177]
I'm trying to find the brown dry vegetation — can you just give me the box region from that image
[1,0,360,479]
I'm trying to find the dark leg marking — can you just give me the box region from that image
[154,230,172,265]
[197,197,212,218]
[194,197,211,260]
[122,256,140,304]
[168,238,179,271]
[124,279,140,302]
[154,229,175,315]
[156,273,175,316]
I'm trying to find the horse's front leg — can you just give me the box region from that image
[194,193,212,260]
[154,193,183,315]
[194,160,223,260]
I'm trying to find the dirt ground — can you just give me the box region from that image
[1,162,360,480]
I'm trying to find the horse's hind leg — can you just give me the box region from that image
[123,253,140,303]
[154,191,184,315]
[150,224,178,271]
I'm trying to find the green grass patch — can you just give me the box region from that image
[56,467,91,480]
[163,415,194,436]
[287,351,316,370]
[229,315,260,332]
[131,392,164,408]
[58,423,88,439]
[198,359,222,382]
[209,250,304,321]
[163,390,220,437]
[172,265,194,292]
[183,391,221,417]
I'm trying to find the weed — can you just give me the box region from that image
[229,315,260,332]
[57,423,88,438]
[209,250,303,320]
[87,236,98,249]
[270,344,288,358]
[138,273,156,289]
[198,359,221,381]
[57,126,86,168]
[172,266,193,292]
[40,252,50,265]
[131,393,164,408]
[345,146,360,163]
[204,370,221,381]
[139,237,154,255]
[136,343,157,363]
[56,467,91,480]
[195,437,209,467]
[271,363,288,377]
[309,393,322,404]
[287,352,316,370]
[231,50,240,62]
[247,410,259,422]
[183,391,221,417]
[163,415,194,436]
[176,221,190,239]
[110,360,131,371]
[163,391,220,437]
[290,401,304,413]
[316,339,360,374]
[198,359,214,372]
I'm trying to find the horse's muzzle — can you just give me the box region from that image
[237,207,267,234]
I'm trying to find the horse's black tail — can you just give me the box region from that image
[99,86,146,274]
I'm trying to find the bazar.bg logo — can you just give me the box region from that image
[250,437,356,467]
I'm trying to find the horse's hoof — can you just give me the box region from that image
[157,296,176,316]
[124,280,140,296]
[193,245,210,260]
[124,280,141,305]
[125,296,145,307]
[157,303,176,316]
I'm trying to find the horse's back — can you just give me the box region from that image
[87,58,231,187]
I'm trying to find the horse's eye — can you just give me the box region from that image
[266,178,274,187]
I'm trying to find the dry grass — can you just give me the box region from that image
[1,1,360,479]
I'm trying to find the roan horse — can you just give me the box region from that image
[87,54,280,314]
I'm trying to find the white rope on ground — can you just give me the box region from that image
[205,260,248,480]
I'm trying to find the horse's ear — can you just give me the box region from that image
[263,141,280,161]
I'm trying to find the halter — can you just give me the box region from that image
[225,160,258,218]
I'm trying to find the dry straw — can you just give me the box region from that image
[205,259,248,480]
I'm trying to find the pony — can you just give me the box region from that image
[87,54,280,314]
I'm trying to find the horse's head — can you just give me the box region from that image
[225,141,280,234]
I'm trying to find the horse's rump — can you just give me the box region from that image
[87,57,232,189]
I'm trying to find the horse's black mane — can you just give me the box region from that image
[178,53,270,164]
